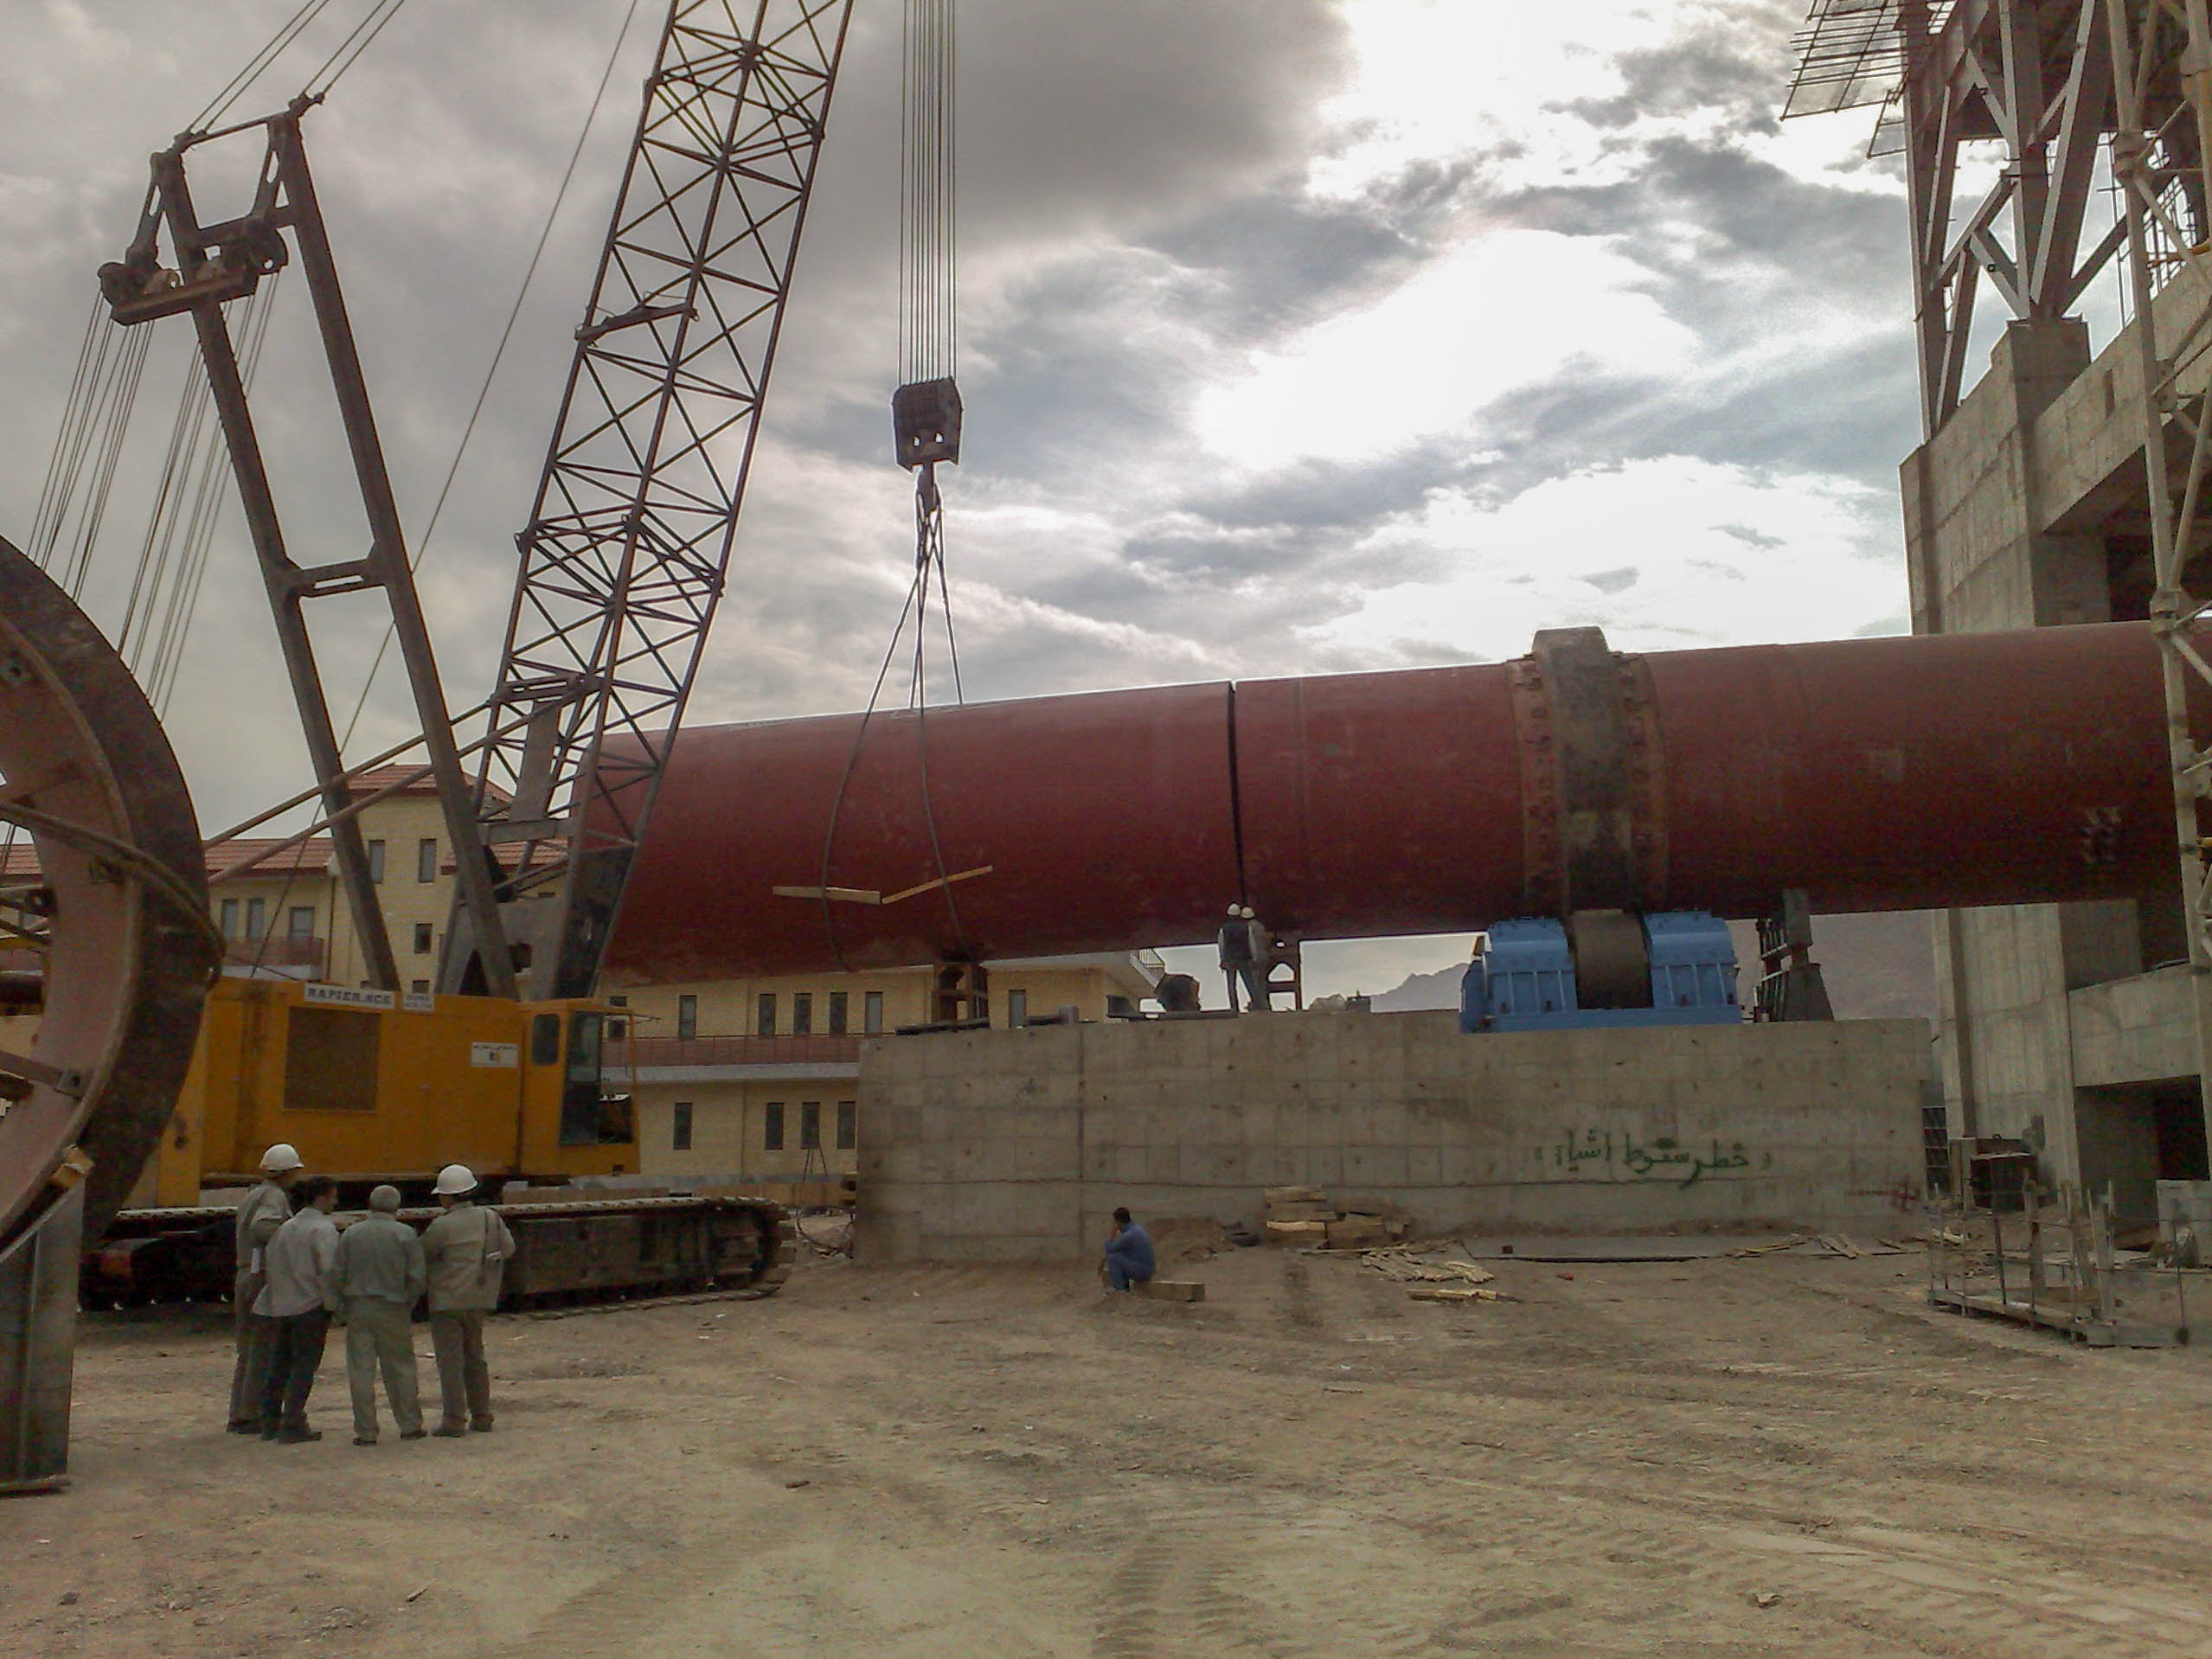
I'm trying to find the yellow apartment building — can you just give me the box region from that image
[602,951,1164,1193]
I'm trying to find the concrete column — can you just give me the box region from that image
[1904,318,2111,1176]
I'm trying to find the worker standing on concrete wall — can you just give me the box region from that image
[1102,1207,1156,1292]
[1218,904,1265,1013]
[226,1143,305,1434]
[334,1184,427,1446]
[253,1175,341,1443]
[1241,906,1273,1011]
[420,1164,516,1438]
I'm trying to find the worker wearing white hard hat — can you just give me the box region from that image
[1217,901,1258,1012]
[419,1163,516,1437]
[333,1184,426,1445]
[226,1143,308,1432]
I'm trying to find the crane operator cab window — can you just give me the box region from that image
[542,1011,636,1147]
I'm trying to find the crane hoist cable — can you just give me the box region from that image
[817,0,974,971]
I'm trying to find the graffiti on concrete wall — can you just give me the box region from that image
[1541,1127,1772,1188]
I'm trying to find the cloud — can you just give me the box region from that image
[1310,456,1907,664]
[1196,228,1696,466]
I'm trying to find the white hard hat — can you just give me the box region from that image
[1227,903,1241,918]
[1240,906,1256,919]
[259,1143,304,1173]
[433,1163,478,1196]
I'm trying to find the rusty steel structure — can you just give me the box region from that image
[603,619,2191,982]
[456,0,856,1001]
[0,540,218,1489]
[96,99,520,999]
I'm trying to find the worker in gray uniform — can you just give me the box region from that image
[334,1184,426,1446]
[420,1163,516,1437]
[226,1142,304,1434]
[253,1175,342,1443]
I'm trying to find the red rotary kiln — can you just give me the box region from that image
[604,621,2194,982]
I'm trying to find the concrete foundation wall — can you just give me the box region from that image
[856,1012,1930,1263]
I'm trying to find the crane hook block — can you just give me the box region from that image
[893,377,963,469]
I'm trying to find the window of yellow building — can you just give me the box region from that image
[828,991,848,1034]
[864,990,883,1034]
[837,1099,856,1150]
[763,1101,785,1150]
[792,992,812,1035]
[672,1100,693,1151]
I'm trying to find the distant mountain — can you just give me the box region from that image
[1343,912,1937,1025]
[1367,963,1466,1012]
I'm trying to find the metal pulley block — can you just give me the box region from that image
[893,376,963,468]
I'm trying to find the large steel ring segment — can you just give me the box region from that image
[0,536,218,1249]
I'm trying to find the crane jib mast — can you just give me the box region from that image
[454,0,858,1001]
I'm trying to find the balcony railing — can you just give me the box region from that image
[222,935,327,972]
[607,1033,864,1071]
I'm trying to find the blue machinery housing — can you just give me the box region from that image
[1460,913,1741,1033]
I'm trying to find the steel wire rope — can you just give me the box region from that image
[194,0,336,131]
[148,279,283,714]
[336,0,648,753]
[28,299,109,562]
[116,331,221,665]
[824,0,971,977]
[905,541,972,963]
[300,0,411,99]
[59,327,155,599]
[812,560,932,971]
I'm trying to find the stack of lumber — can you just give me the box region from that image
[1361,1244,1510,1304]
[1260,1187,1413,1247]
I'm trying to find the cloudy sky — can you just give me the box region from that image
[2,0,1926,998]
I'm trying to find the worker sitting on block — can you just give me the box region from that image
[1101,1207,1156,1292]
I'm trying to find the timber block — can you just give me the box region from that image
[1134,1278,1206,1303]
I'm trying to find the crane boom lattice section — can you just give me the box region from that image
[460,0,856,1000]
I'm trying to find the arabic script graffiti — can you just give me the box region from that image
[1540,1128,1768,1188]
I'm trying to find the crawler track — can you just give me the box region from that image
[82,1195,794,1310]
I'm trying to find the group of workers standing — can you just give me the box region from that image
[225,1143,516,1445]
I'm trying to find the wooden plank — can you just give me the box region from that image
[1407,1285,1508,1304]
[1133,1278,1205,1303]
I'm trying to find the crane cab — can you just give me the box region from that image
[134,977,636,1207]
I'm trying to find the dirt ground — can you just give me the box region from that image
[4,1237,2210,1658]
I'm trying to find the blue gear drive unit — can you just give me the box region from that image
[1461,913,1741,1032]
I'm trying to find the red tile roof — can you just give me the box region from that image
[344,764,510,805]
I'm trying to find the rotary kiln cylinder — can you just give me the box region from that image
[604,621,2196,982]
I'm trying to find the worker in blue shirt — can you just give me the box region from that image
[1102,1207,1155,1291]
